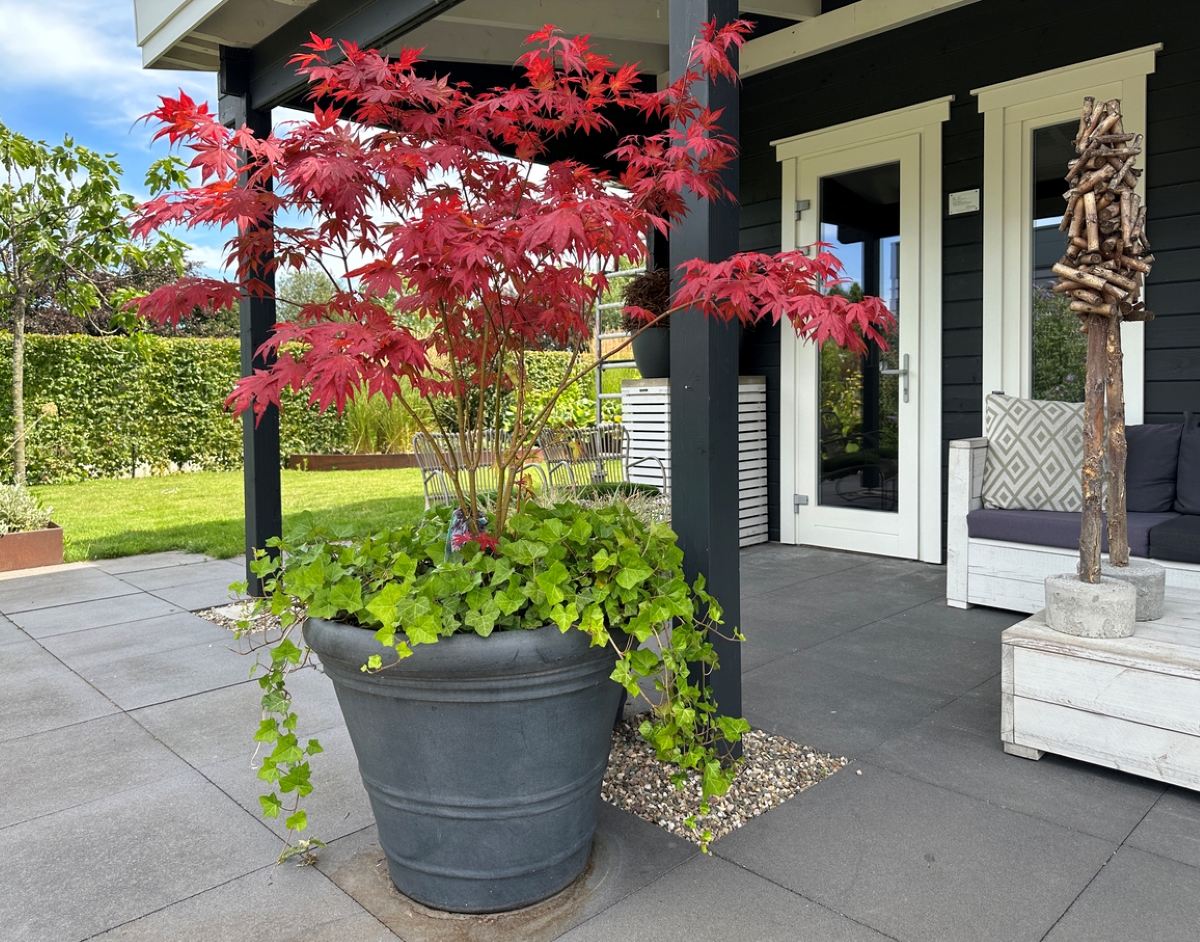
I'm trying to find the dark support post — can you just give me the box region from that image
[220,46,282,596]
[669,0,742,732]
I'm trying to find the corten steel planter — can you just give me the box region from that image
[287,454,420,472]
[303,617,622,913]
[0,523,63,572]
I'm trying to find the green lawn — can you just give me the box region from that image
[31,468,427,562]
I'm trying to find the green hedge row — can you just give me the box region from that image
[0,338,623,485]
[0,334,346,484]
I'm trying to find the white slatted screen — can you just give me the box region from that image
[622,376,769,546]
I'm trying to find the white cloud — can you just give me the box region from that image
[0,1,213,131]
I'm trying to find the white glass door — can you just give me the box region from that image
[792,134,922,559]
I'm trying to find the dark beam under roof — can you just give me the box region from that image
[249,0,469,111]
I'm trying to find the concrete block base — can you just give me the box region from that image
[1101,560,1167,621]
[1044,573,1136,639]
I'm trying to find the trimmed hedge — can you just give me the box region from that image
[0,339,624,484]
[0,334,346,484]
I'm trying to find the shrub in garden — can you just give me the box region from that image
[0,483,51,534]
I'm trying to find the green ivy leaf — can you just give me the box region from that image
[254,718,280,743]
[285,810,308,832]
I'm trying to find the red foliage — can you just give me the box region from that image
[132,20,892,435]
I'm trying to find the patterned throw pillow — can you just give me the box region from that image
[982,395,1084,512]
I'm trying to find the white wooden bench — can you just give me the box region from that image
[946,436,1200,613]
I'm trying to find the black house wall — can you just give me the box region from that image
[738,0,1200,547]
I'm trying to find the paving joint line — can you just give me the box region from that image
[706,851,907,942]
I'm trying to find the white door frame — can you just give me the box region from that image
[973,45,1160,427]
[774,97,949,563]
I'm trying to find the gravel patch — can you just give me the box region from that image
[197,602,259,631]
[195,607,850,845]
[603,718,848,845]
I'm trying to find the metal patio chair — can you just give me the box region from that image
[537,423,669,497]
[413,431,548,510]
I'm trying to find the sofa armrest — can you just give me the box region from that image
[947,438,989,608]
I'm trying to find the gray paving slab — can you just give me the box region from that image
[716,764,1115,942]
[0,566,139,614]
[38,610,234,665]
[803,618,1001,696]
[131,665,344,768]
[740,588,872,655]
[1043,846,1200,942]
[740,547,866,596]
[144,577,248,612]
[119,557,247,592]
[742,651,951,756]
[772,575,945,622]
[0,612,24,646]
[314,803,699,942]
[5,543,1197,941]
[203,723,376,845]
[0,769,283,942]
[559,852,889,942]
[10,590,185,638]
[0,711,190,829]
[880,596,1027,637]
[740,639,789,674]
[92,550,215,575]
[864,709,1164,842]
[0,639,119,742]
[90,861,400,942]
[1126,787,1200,870]
[741,542,868,577]
[60,632,253,710]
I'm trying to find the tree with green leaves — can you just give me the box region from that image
[0,121,186,483]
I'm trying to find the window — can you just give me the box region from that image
[973,45,1159,425]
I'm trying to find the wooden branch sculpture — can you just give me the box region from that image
[1053,97,1154,584]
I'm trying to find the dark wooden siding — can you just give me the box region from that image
[738,0,1200,546]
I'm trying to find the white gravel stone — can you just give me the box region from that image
[602,718,848,845]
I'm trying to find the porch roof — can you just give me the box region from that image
[133,0,982,105]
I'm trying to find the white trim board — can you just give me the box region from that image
[742,0,982,77]
[973,46,1160,427]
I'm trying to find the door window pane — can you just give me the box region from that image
[818,162,901,512]
[1031,121,1085,402]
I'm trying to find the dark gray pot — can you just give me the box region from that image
[630,326,670,378]
[303,618,622,913]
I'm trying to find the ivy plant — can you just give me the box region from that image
[241,502,748,852]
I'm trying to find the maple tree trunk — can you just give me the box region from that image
[1079,314,1107,584]
[1106,315,1129,566]
[11,288,26,487]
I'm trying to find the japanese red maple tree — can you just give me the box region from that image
[132,20,891,536]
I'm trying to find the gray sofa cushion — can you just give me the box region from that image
[1174,413,1200,515]
[1149,514,1200,565]
[967,508,1179,558]
[1126,422,1183,513]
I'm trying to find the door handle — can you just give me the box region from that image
[879,353,910,403]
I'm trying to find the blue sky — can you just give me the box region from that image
[0,0,233,272]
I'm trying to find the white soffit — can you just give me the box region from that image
[398,0,670,71]
[135,0,314,70]
[741,0,983,77]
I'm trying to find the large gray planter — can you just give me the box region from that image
[303,617,622,913]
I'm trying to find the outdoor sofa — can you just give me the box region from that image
[947,397,1200,613]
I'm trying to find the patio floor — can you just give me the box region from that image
[2,544,1198,942]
